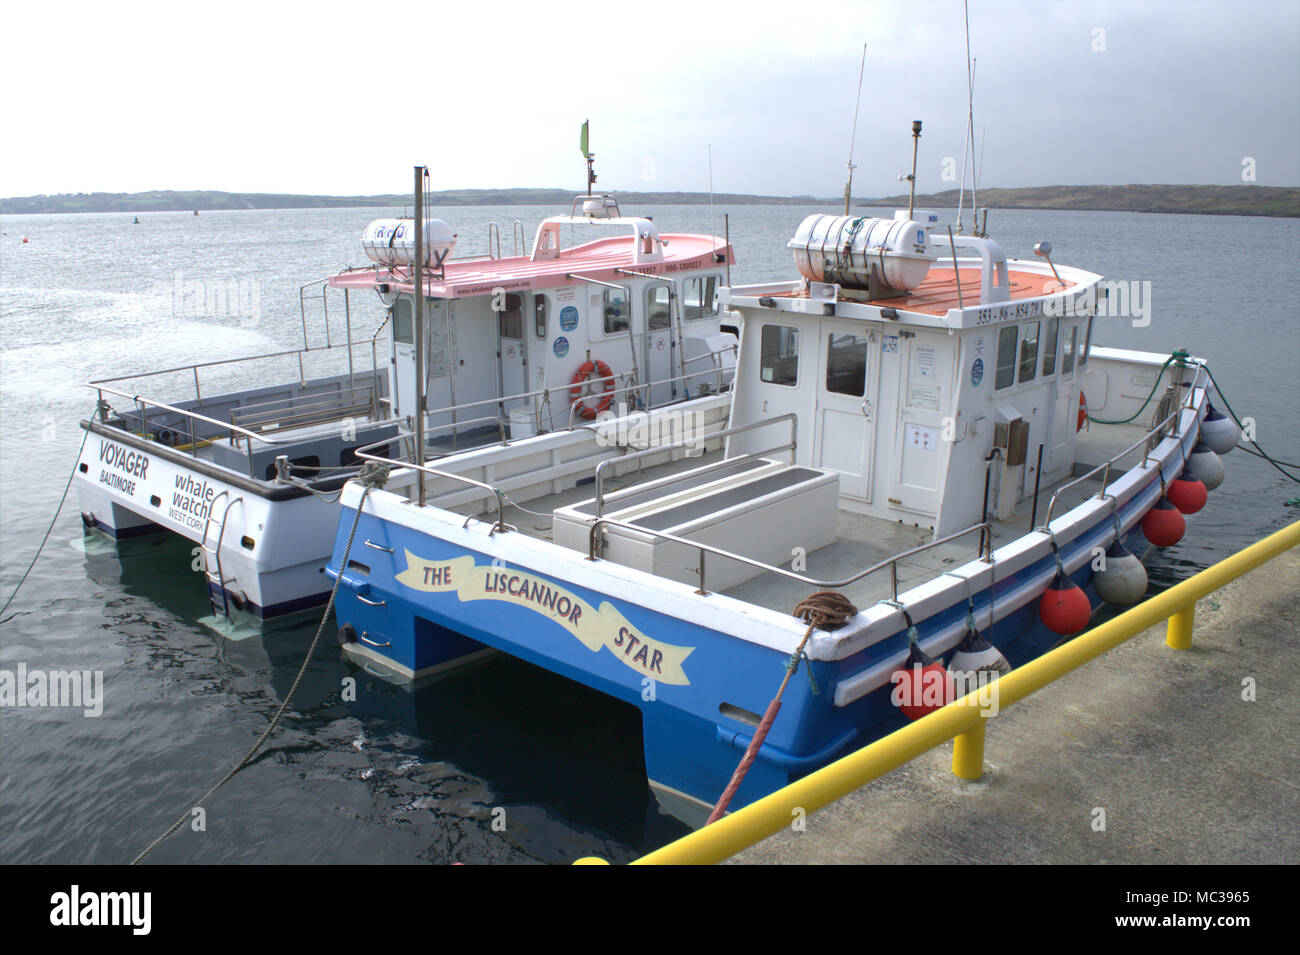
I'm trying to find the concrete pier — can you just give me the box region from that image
[730,548,1300,864]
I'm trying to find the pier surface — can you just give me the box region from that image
[730,549,1300,865]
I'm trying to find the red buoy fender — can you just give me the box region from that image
[1077,392,1087,431]
[1142,496,1186,547]
[1039,569,1093,635]
[1167,474,1208,514]
[569,359,615,420]
[890,641,953,720]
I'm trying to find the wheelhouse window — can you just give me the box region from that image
[646,284,672,331]
[1062,325,1078,375]
[534,294,547,338]
[825,333,868,396]
[1080,315,1094,366]
[760,325,799,386]
[1042,317,1059,376]
[683,275,718,320]
[497,293,524,339]
[392,297,414,344]
[995,324,1018,390]
[1018,320,1040,383]
[603,287,629,334]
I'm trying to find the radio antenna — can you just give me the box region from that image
[964,0,977,233]
[843,43,868,215]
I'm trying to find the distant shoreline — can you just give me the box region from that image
[2,184,1296,217]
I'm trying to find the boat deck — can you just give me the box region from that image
[500,426,1131,617]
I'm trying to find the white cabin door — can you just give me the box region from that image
[643,282,675,406]
[391,296,416,419]
[889,331,957,518]
[497,293,527,410]
[814,320,878,501]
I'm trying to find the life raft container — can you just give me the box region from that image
[570,359,616,420]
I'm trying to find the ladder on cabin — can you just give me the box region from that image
[199,492,243,619]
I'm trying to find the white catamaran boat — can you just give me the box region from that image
[74,170,738,622]
[322,196,1240,823]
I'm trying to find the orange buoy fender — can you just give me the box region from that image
[1141,497,1186,548]
[1039,569,1092,635]
[569,359,615,420]
[1077,392,1087,431]
[890,641,953,721]
[1167,473,1208,514]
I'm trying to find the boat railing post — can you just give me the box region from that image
[890,561,898,601]
[344,288,355,392]
[696,549,708,595]
[193,366,202,404]
[1166,603,1194,650]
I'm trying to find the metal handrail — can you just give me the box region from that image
[350,442,512,533]
[1039,362,1205,530]
[586,515,992,598]
[592,413,797,518]
[91,383,404,479]
[411,347,736,434]
[564,361,736,430]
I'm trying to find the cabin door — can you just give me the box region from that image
[497,293,527,410]
[814,320,879,501]
[889,331,957,519]
[643,282,676,406]
[391,296,416,419]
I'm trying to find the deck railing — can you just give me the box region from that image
[573,518,1300,865]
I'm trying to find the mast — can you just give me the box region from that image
[414,166,427,506]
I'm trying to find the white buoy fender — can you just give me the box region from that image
[948,626,1012,677]
[1200,403,1240,455]
[1092,539,1149,605]
[1186,441,1225,491]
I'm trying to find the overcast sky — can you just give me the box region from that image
[3,0,1297,198]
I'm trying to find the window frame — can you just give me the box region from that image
[759,323,800,387]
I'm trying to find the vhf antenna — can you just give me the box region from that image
[843,43,867,215]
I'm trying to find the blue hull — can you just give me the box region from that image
[325,433,1193,820]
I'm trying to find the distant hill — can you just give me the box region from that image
[0,188,821,215]
[862,184,1300,218]
[5,183,1296,217]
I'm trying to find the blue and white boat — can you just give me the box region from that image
[325,205,1237,824]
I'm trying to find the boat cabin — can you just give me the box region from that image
[722,212,1102,537]
[327,196,737,447]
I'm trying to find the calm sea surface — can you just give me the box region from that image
[1,203,1297,863]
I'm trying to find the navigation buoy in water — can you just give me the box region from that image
[891,640,954,721]
[1186,441,1225,491]
[1092,539,1148,605]
[1199,403,1240,455]
[1039,569,1093,635]
[1167,471,1208,514]
[1141,497,1186,547]
[948,626,1012,679]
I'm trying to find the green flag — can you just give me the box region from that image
[580,120,590,159]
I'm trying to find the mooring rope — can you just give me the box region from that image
[131,464,388,864]
[0,415,93,624]
[705,591,857,825]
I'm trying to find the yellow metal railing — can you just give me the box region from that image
[582,518,1300,866]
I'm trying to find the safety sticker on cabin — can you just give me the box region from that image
[907,425,938,451]
[394,551,694,685]
[559,306,579,331]
[553,336,570,358]
[971,358,984,387]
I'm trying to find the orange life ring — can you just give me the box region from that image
[1077,392,1088,431]
[570,359,615,420]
